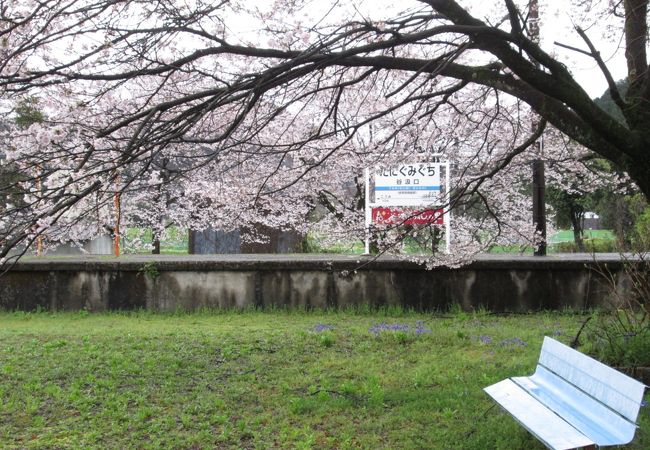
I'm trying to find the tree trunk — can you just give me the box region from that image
[152,158,170,255]
[152,235,161,254]
[569,205,585,252]
[614,196,629,249]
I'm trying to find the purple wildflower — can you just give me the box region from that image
[415,321,432,334]
[369,322,408,336]
[499,337,527,347]
[369,322,431,336]
[313,324,334,333]
[479,335,492,344]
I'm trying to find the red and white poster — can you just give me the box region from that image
[371,207,444,225]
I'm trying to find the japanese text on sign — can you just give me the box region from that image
[375,163,442,206]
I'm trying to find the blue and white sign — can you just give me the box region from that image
[375,163,441,206]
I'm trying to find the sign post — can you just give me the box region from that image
[364,167,371,255]
[364,159,450,254]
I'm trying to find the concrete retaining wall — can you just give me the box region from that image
[0,254,632,312]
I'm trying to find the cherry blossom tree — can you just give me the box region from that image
[542,128,627,249]
[0,0,647,262]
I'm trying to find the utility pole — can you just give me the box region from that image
[35,165,43,256]
[530,0,546,256]
[113,172,121,257]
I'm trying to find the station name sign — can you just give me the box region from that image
[364,159,450,253]
[374,163,442,206]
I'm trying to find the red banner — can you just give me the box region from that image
[371,208,444,225]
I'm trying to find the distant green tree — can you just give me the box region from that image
[594,80,628,125]
[547,188,592,251]
[1,97,46,210]
[635,205,650,248]
[590,81,650,249]
[13,97,45,128]
[543,83,632,250]
[596,192,648,250]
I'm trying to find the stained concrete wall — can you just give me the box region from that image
[0,254,633,312]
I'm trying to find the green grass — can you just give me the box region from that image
[302,233,365,254]
[118,228,618,255]
[1,310,647,449]
[549,229,615,244]
[123,227,189,254]
[486,244,535,254]
[486,229,617,254]
[308,230,617,255]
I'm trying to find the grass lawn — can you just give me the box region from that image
[0,310,647,449]
[123,227,189,255]
[548,229,615,244]
[120,228,619,255]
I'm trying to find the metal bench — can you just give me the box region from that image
[484,336,646,450]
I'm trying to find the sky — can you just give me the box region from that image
[539,2,627,97]
[230,0,627,98]
[7,0,628,112]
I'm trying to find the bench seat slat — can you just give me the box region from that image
[539,337,646,423]
[484,378,595,450]
[515,366,637,446]
[485,337,646,449]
